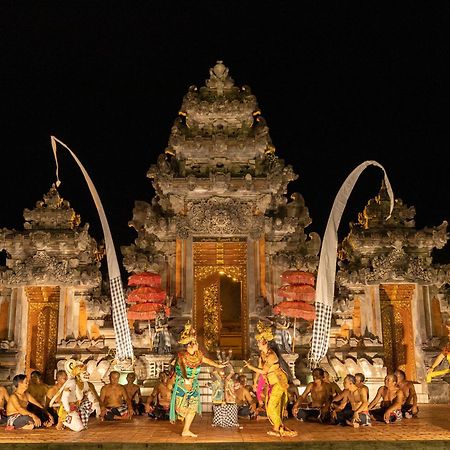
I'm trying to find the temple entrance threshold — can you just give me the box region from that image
[193,240,248,358]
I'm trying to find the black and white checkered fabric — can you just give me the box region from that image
[309,302,333,368]
[212,404,239,428]
[110,276,134,360]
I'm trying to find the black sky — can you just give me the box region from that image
[1,1,449,265]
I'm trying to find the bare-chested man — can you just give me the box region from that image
[368,374,404,423]
[235,374,257,418]
[6,374,53,429]
[145,370,174,420]
[28,371,49,407]
[394,369,418,418]
[292,368,331,422]
[355,373,369,401]
[124,372,145,416]
[99,371,133,421]
[0,385,10,424]
[330,374,370,427]
[323,370,342,399]
[46,370,68,428]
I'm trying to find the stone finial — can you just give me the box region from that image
[205,60,234,94]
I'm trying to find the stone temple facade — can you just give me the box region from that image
[1,62,449,404]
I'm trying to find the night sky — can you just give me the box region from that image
[1,2,449,266]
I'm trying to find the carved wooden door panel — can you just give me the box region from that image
[380,284,417,381]
[193,240,248,358]
[25,286,60,384]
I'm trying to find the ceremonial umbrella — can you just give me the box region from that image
[127,303,170,321]
[281,270,315,286]
[128,272,161,287]
[276,271,317,350]
[127,287,167,302]
[277,284,316,302]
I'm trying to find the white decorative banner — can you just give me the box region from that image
[51,136,134,365]
[309,160,394,367]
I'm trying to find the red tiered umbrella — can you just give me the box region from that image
[273,300,316,321]
[127,303,170,321]
[127,286,167,302]
[281,270,315,286]
[128,272,161,287]
[277,284,316,302]
[276,271,317,351]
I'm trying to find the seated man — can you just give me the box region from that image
[100,371,133,421]
[394,369,418,418]
[323,370,342,399]
[6,374,52,429]
[355,373,369,402]
[368,374,404,423]
[292,368,332,423]
[235,374,257,419]
[124,372,145,416]
[330,374,370,427]
[145,370,174,420]
[0,384,10,425]
[27,371,49,407]
[46,370,68,428]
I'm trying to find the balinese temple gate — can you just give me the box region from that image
[1,62,449,406]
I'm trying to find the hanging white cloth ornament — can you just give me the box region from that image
[51,136,134,368]
[309,160,394,368]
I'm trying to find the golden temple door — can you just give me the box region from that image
[193,240,248,358]
[379,284,417,381]
[25,286,60,384]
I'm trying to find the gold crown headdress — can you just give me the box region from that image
[178,321,197,345]
[255,320,274,342]
[64,359,86,378]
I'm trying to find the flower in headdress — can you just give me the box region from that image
[178,321,198,345]
[255,320,274,342]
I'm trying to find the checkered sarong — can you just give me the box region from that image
[110,276,134,361]
[212,404,239,427]
[79,399,94,428]
[309,301,333,368]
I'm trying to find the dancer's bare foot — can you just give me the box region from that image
[267,430,281,437]
[280,426,298,437]
[182,430,198,437]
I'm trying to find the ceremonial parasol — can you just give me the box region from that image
[275,270,317,350]
[128,272,161,287]
[127,287,167,302]
[127,303,170,321]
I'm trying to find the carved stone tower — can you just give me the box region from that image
[122,61,320,358]
[335,183,450,401]
[0,185,104,383]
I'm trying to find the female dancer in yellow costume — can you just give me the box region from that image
[244,321,297,437]
[427,322,450,383]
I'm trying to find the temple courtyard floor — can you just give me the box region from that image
[0,404,449,450]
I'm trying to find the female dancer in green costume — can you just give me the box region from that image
[169,322,227,437]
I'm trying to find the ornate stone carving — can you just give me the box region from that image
[176,197,263,237]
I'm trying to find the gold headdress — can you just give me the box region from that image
[64,359,86,378]
[255,320,274,342]
[178,321,197,345]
